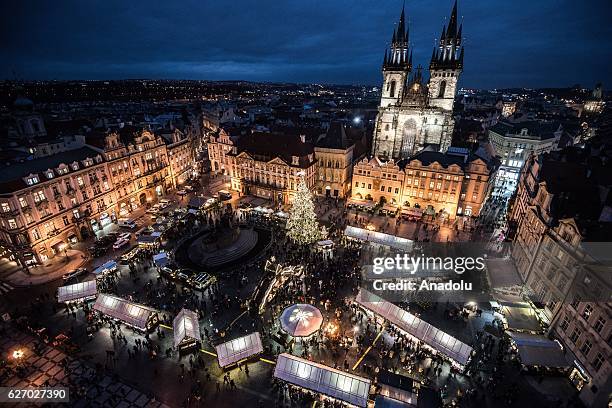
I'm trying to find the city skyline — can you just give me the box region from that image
[1,0,610,89]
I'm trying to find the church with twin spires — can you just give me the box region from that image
[372,1,464,160]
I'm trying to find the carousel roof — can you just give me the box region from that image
[280,304,323,337]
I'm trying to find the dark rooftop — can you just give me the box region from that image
[0,147,102,194]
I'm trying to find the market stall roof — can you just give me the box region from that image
[317,240,334,247]
[215,332,263,368]
[188,197,208,209]
[344,226,412,252]
[137,235,159,245]
[280,304,323,337]
[173,308,201,348]
[275,211,288,218]
[356,290,473,366]
[93,260,117,276]
[377,370,417,406]
[93,294,157,331]
[57,280,97,303]
[153,252,169,267]
[274,353,371,408]
[509,332,570,368]
[347,198,376,208]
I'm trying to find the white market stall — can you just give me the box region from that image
[93,293,159,332]
[344,226,412,252]
[274,353,371,408]
[215,332,264,368]
[93,260,117,277]
[280,304,323,338]
[356,290,473,368]
[173,308,201,352]
[57,280,97,303]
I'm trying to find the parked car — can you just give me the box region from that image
[118,232,131,241]
[217,190,232,201]
[159,199,171,209]
[175,268,196,283]
[113,238,130,249]
[117,218,137,229]
[62,268,88,281]
[191,272,214,291]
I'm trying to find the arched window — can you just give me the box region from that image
[438,80,447,98]
[389,80,396,98]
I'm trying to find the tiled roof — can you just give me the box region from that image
[0,147,103,194]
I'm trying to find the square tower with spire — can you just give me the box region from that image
[372,1,464,161]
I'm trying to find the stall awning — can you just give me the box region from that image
[173,308,201,348]
[188,197,207,209]
[137,235,159,245]
[509,332,570,368]
[153,252,169,268]
[93,294,157,331]
[57,280,97,303]
[215,332,263,368]
[347,198,376,208]
[356,290,473,366]
[317,240,334,247]
[93,261,117,276]
[274,353,371,408]
[344,226,412,252]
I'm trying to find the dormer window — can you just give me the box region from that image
[71,162,79,171]
[46,170,54,179]
[25,175,39,185]
[83,158,94,167]
[292,156,299,166]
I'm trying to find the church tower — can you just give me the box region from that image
[428,0,463,111]
[380,6,411,108]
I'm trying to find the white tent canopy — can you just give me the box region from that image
[274,353,371,408]
[356,290,473,367]
[344,226,412,252]
[280,304,323,337]
[215,332,263,368]
[93,260,117,276]
[509,332,570,368]
[93,293,157,331]
[57,280,97,303]
[173,308,201,348]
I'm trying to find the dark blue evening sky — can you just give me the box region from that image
[1,0,610,89]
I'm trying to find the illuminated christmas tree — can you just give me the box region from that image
[287,173,321,245]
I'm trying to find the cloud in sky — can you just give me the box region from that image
[1,0,610,88]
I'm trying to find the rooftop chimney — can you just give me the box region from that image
[300,134,306,144]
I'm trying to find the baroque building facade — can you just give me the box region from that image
[0,127,199,267]
[372,1,463,160]
[351,148,496,218]
[508,146,612,407]
[208,130,317,204]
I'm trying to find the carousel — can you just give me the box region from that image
[280,304,323,338]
